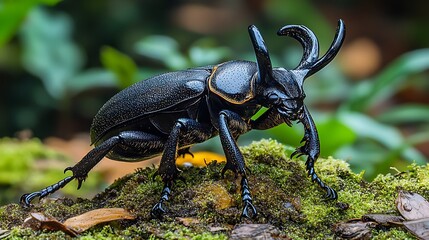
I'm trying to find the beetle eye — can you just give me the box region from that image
[268,94,280,104]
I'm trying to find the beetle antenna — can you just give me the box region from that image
[248,25,273,84]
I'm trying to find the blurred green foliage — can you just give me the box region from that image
[0,0,428,188]
[0,138,102,204]
[100,46,138,89]
[0,0,61,47]
[21,7,83,99]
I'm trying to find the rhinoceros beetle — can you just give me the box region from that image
[21,20,345,219]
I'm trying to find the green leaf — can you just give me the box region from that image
[188,38,231,66]
[337,112,426,164]
[377,104,429,124]
[20,7,83,99]
[67,68,117,94]
[343,49,429,112]
[0,0,61,48]
[100,46,138,89]
[316,117,356,156]
[134,35,189,70]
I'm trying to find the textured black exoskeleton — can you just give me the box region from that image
[21,20,345,219]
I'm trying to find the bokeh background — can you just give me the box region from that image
[1,0,428,204]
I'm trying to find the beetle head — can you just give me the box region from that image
[263,69,306,123]
[248,20,345,122]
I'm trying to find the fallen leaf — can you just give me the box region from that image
[208,226,231,232]
[23,212,77,237]
[396,191,429,220]
[332,219,375,240]
[362,214,404,225]
[176,217,200,226]
[63,208,135,233]
[22,208,135,236]
[0,229,11,239]
[403,218,429,240]
[230,224,282,240]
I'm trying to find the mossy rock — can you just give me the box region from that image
[1,139,427,239]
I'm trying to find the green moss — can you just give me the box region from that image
[0,139,427,239]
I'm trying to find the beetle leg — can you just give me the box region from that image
[218,110,250,176]
[20,135,121,207]
[151,118,213,218]
[218,110,257,219]
[150,182,172,219]
[20,176,75,207]
[293,105,338,199]
[21,131,162,207]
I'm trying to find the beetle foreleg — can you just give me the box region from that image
[218,110,256,219]
[293,105,337,199]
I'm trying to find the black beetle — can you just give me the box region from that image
[21,20,345,219]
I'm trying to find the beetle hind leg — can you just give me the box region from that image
[21,131,163,207]
[20,135,123,207]
[20,176,75,207]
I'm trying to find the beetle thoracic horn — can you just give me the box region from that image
[306,20,345,77]
[277,24,319,71]
[248,25,274,84]
[277,19,346,78]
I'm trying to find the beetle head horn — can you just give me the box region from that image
[277,19,345,79]
[248,25,274,84]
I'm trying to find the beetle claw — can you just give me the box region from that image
[152,170,160,180]
[291,148,305,159]
[221,164,238,179]
[325,186,338,200]
[241,200,257,219]
[64,166,73,174]
[76,178,84,190]
[20,192,41,207]
[150,202,166,219]
[178,147,194,158]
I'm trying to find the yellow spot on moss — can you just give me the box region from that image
[194,182,234,210]
[176,151,225,167]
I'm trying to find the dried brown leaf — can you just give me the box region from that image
[22,212,77,237]
[0,229,11,239]
[362,214,404,225]
[396,191,429,220]
[403,218,429,240]
[230,224,282,240]
[332,219,375,240]
[176,217,200,227]
[63,208,135,233]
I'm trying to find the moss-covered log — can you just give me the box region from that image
[1,139,428,239]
